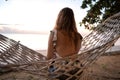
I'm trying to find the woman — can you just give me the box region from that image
[47,7,83,60]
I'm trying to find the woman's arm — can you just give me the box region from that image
[76,33,83,53]
[46,31,54,60]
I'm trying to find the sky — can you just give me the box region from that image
[0,0,87,33]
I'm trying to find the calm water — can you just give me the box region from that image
[2,34,49,50]
[1,33,120,51]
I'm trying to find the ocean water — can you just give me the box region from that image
[1,33,120,51]
[2,34,49,50]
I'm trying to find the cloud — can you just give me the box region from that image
[0,24,46,34]
[0,26,16,33]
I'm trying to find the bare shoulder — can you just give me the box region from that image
[48,30,55,41]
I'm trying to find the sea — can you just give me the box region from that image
[1,33,120,51]
[1,34,49,50]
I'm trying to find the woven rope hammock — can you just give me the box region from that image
[0,12,120,80]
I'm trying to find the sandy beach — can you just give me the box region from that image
[0,46,120,80]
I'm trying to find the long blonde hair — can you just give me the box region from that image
[54,7,82,48]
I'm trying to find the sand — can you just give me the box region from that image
[0,52,120,80]
[84,53,120,80]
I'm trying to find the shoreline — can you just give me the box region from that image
[36,50,47,56]
[36,45,120,57]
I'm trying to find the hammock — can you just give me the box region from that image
[0,12,120,80]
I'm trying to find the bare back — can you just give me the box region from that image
[56,30,82,57]
[47,30,82,59]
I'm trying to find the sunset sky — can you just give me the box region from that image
[0,0,87,33]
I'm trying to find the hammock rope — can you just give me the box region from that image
[0,12,120,80]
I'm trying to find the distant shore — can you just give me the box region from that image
[36,45,120,57]
[36,50,47,56]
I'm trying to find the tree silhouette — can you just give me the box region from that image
[80,0,120,29]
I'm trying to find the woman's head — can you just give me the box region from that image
[55,7,77,32]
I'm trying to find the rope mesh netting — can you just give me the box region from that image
[0,12,120,80]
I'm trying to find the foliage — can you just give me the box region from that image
[80,0,120,29]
